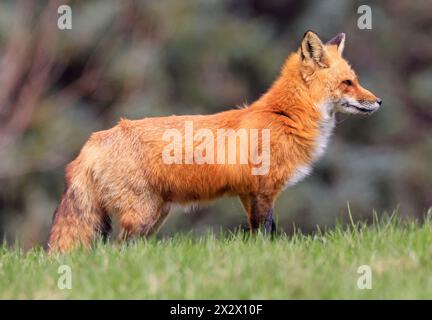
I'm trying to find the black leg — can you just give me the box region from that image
[263,208,276,235]
[100,213,112,242]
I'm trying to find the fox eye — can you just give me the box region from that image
[342,79,353,86]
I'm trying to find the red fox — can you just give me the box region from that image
[48,31,381,253]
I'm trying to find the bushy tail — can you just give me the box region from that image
[47,165,110,253]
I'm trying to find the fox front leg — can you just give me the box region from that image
[241,194,276,234]
[263,208,276,234]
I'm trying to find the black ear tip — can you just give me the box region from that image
[326,32,346,45]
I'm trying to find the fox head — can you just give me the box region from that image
[298,31,382,115]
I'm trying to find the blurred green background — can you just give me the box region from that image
[0,0,430,249]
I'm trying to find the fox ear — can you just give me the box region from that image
[326,33,346,55]
[300,31,329,68]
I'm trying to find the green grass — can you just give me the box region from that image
[1,212,432,299]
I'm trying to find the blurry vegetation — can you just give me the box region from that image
[0,0,430,248]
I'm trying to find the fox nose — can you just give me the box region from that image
[376,98,382,106]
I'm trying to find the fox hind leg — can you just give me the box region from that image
[148,203,171,235]
[100,212,112,241]
[118,196,170,241]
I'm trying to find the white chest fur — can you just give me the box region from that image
[285,101,336,188]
